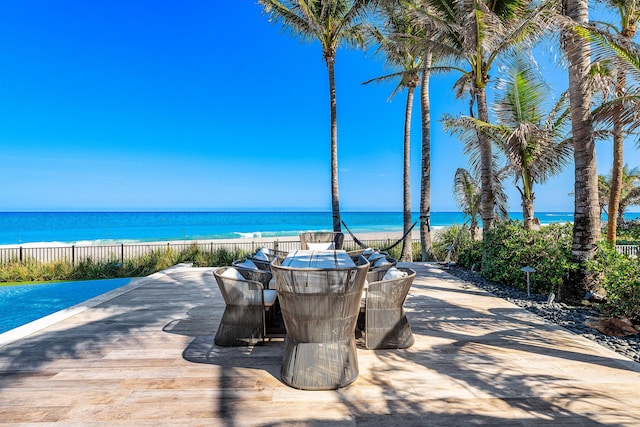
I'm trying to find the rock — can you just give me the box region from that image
[585,317,639,337]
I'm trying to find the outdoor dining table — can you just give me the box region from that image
[271,250,369,390]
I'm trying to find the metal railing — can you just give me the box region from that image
[615,245,640,258]
[0,238,408,265]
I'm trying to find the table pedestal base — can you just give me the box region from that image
[280,336,359,390]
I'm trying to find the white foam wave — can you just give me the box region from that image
[234,231,263,239]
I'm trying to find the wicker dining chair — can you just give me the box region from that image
[362,267,416,350]
[299,231,344,250]
[271,254,369,390]
[231,259,273,288]
[213,267,277,346]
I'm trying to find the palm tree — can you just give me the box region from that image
[453,167,509,240]
[453,168,482,240]
[591,1,640,245]
[419,54,435,260]
[560,0,601,304]
[364,2,424,261]
[259,0,375,232]
[412,0,557,235]
[599,164,640,226]
[445,54,573,230]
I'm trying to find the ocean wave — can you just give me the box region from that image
[233,231,263,239]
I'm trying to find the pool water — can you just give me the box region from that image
[0,278,131,334]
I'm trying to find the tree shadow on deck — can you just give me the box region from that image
[167,263,640,425]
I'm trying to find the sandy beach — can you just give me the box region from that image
[135,229,424,248]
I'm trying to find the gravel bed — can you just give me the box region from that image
[444,264,640,364]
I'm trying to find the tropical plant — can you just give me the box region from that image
[588,242,640,323]
[413,0,557,234]
[364,1,424,261]
[587,1,640,244]
[258,0,375,232]
[599,164,640,225]
[482,221,576,294]
[559,0,602,304]
[453,168,482,240]
[453,167,508,240]
[445,54,573,230]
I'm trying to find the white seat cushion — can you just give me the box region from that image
[367,253,385,262]
[363,247,375,256]
[263,289,277,308]
[268,277,275,289]
[253,250,269,261]
[258,246,272,255]
[374,258,392,267]
[307,242,335,250]
[220,267,244,280]
[237,259,258,270]
[383,267,407,281]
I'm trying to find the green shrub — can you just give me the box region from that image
[588,243,640,323]
[481,221,575,294]
[432,224,478,266]
[0,246,251,284]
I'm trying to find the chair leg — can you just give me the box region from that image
[215,305,264,346]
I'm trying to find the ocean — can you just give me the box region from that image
[0,211,608,247]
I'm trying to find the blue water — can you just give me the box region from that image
[1,211,638,246]
[0,278,131,334]
[0,212,472,245]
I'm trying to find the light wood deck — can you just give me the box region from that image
[2,263,640,426]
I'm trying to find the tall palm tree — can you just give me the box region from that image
[560,0,601,303]
[594,0,640,245]
[419,53,435,260]
[445,54,573,230]
[412,0,557,235]
[259,0,375,232]
[599,164,640,225]
[364,2,424,261]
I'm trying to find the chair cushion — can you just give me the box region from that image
[253,250,270,261]
[307,242,335,250]
[367,252,385,262]
[236,259,258,270]
[268,277,275,289]
[263,289,277,307]
[374,258,392,267]
[363,247,375,256]
[383,267,407,281]
[221,267,244,280]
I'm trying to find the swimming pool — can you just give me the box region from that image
[0,278,132,334]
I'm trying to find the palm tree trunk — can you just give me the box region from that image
[401,84,416,262]
[420,57,434,261]
[607,71,625,245]
[522,198,535,231]
[476,86,495,234]
[560,0,601,304]
[326,55,341,232]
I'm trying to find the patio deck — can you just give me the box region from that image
[2,263,640,426]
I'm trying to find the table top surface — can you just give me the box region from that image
[282,250,356,269]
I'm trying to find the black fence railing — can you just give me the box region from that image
[0,238,413,266]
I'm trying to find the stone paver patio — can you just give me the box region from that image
[2,262,640,426]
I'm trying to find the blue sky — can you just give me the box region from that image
[1,1,638,213]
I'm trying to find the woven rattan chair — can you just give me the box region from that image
[362,267,416,349]
[349,251,397,276]
[231,259,273,288]
[299,232,344,250]
[245,247,288,271]
[213,267,277,346]
[271,254,369,390]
